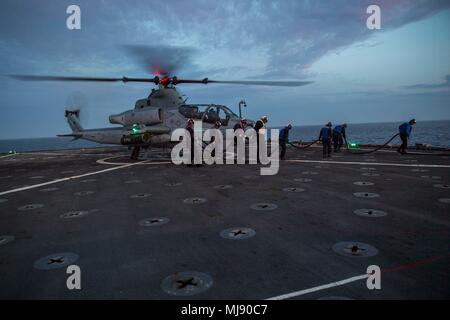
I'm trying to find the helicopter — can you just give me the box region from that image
[9,47,313,160]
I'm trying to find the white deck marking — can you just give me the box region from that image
[265,273,369,300]
[0,160,150,196]
[287,159,450,168]
[0,154,18,159]
[97,156,171,165]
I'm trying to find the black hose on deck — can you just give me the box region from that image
[344,134,450,156]
[288,140,319,150]
[344,133,400,155]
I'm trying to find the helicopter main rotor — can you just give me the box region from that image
[7,74,313,88]
[8,45,313,87]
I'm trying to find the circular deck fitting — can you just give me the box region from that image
[294,178,312,183]
[361,167,376,171]
[361,173,380,177]
[438,198,450,204]
[73,190,95,196]
[301,171,318,175]
[130,193,152,199]
[80,178,97,183]
[250,203,278,211]
[164,182,183,187]
[0,198,8,203]
[353,192,380,198]
[354,208,387,218]
[213,184,232,190]
[353,181,374,186]
[30,176,45,179]
[282,187,305,193]
[39,187,59,192]
[183,197,208,204]
[332,242,378,258]
[139,217,170,227]
[124,179,141,184]
[161,271,213,296]
[0,235,14,246]
[33,252,79,270]
[60,210,89,219]
[220,227,256,240]
[17,204,44,211]
[433,184,450,189]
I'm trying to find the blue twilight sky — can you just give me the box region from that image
[0,0,449,139]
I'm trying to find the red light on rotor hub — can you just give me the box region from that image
[160,76,170,86]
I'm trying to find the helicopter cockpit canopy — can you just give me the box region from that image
[178,104,237,126]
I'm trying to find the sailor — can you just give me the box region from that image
[279,124,292,160]
[233,118,247,147]
[397,119,416,155]
[254,116,268,134]
[333,123,347,152]
[185,118,196,166]
[210,121,222,158]
[254,116,268,162]
[319,122,333,158]
[233,118,247,131]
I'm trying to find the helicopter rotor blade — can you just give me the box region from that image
[7,75,160,84]
[176,78,313,87]
[207,80,313,87]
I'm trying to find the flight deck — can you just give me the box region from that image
[0,145,449,299]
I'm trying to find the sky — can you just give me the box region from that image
[0,0,449,139]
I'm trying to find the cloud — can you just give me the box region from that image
[1,0,449,79]
[403,75,450,89]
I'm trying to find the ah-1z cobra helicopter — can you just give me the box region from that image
[10,47,312,159]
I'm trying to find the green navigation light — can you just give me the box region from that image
[132,124,141,134]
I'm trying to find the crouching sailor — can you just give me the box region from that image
[397,119,416,155]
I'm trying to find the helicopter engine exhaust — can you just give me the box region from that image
[109,108,162,126]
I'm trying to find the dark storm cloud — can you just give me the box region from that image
[1,0,449,78]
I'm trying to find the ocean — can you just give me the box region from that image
[0,120,449,153]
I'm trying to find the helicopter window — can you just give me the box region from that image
[179,105,231,126]
[216,107,230,126]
